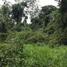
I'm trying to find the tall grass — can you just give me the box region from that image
[23,44,67,67]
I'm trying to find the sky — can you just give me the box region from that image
[39,0,58,7]
[0,0,58,7]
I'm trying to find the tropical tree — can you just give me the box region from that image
[11,2,27,24]
[39,5,57,28]
[31,17,42,30]
[15,0,39,18]
[55,0,67,28]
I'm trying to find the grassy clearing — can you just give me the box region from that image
[23,44,67,67]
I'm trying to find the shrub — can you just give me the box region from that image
[0,33,8,42]
[27,31,49,44]
[0,43,23,67]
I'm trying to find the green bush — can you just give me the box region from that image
[0,43,23,67]
[0,33,8,42]
[6,30,49,44]
[27,31,49,44]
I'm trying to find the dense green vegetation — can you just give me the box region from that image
[0,0,67,67]
[1,43,67,67]
[23,44,67,67]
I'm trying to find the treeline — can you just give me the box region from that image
[0,0,67,45]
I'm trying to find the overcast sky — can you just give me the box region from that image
[0,0,58,7]
[39,0,58,7]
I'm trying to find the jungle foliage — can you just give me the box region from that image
[0,0,67,67]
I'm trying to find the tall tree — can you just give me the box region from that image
[39,5,57,27]
[39,5,57,19]
[31,17,42,30]
[0,4,12,33]
[55,0,67,28]
[12,2,27,24]
[15,0,39,18]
